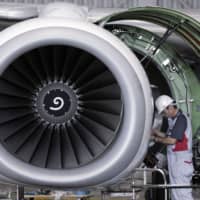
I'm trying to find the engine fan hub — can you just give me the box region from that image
[35,82,78,124]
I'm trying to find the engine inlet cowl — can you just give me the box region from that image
[0,18,153,188]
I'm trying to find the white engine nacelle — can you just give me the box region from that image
[0,17,153,188]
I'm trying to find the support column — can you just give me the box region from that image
[16,185,24,200]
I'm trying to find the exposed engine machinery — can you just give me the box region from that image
[0,3,199,190]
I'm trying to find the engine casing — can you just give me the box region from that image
[0,18,153,188]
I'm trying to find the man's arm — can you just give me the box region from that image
[170,114,187,140]
[152,129,166,138]
[154,136,177,145]
[152,129,176,144]
[153,113,187,145]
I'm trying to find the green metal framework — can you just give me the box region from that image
[98,7,200,56]
[98,7,200,134]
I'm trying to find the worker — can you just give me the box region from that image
[152,95,194,200]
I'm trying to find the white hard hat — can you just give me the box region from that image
[155,95,174,114]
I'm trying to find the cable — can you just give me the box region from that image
[140,19,186,68]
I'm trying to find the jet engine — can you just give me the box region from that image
[0,17,153,188]
[0,3,199,190]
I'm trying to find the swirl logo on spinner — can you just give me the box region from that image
[44,89,71,117]
[50,97,64,111]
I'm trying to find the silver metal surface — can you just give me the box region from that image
[0,18,153,188]
[0,3,37,19]
[39,2,88,20]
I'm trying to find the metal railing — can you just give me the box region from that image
[132,167,168,200]
[132,167,200,200]
[101,167,200,200]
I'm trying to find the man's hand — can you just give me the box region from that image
[151,130,162,143]
[151,129,166,138]
[152,134,177,145]
[150,135,156,140]
[151,128,159,136]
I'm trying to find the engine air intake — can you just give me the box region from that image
[0,45,122,169]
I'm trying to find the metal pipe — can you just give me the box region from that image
[132,184,200,189]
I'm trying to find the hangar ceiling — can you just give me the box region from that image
[0,0,199,9]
